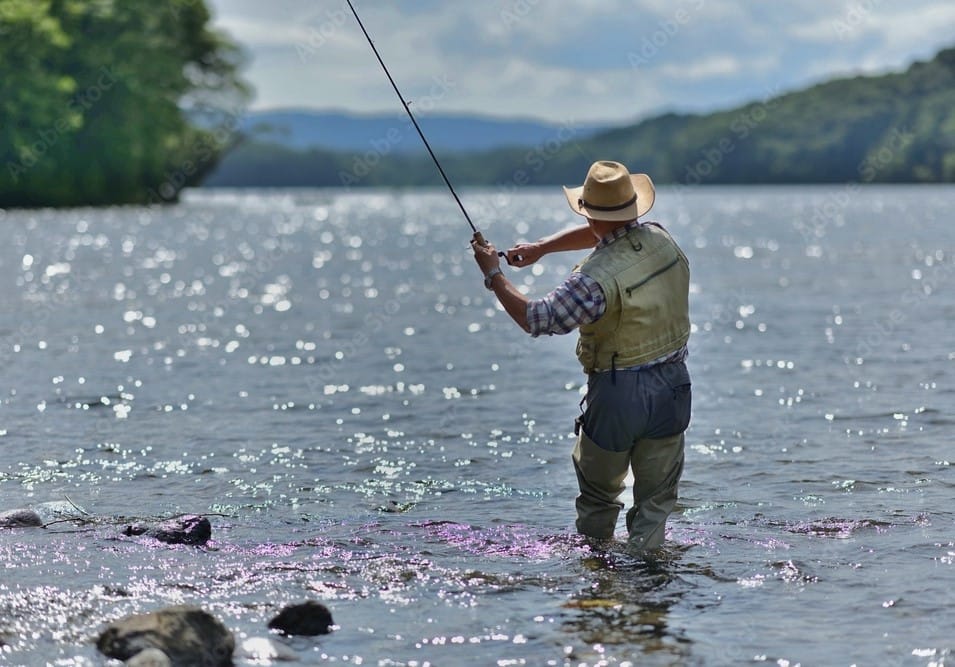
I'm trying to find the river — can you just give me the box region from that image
[1,184,953,665]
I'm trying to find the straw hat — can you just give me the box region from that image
[563,161,655,222]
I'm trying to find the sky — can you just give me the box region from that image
[207,0,955,125]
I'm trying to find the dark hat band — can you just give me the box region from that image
[578,194,637,212]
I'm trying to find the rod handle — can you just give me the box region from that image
[473,231,521,263]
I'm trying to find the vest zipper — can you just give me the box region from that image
[624,257,680,297]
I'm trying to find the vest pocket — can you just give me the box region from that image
[624,257,680,297]
[576,332,597,373]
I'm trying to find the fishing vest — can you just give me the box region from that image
[575,223,690,374]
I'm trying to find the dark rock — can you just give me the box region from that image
[0,509,44,528]
[268,600,334,636]
[124,515,212,545]
[97,605,234,666]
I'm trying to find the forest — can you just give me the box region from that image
[0,0,248,208]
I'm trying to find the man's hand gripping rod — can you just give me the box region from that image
[346,0,512,257]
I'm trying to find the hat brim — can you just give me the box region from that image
[563,173,655,222]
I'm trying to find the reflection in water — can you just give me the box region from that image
[562,546,693,664]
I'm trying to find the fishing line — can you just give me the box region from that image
[346,0,502,253]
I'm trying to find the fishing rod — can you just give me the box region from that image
[346,0,502,254]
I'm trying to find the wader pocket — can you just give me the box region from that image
[669,381,692,435]
[646,363,692,439]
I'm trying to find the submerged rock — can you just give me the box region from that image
[0,509,44,528]
[237,636,299,662]
[268,600,334,636]
[124,515,212,545]
[125,647,172,667]
[32,499,90,518]
[97,605,234,666]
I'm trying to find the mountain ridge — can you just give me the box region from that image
[205,45,955,187]
[241,109,609,153]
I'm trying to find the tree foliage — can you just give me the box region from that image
[207,45,955,189]
[0,0,249,207]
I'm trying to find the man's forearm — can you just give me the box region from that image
[488,273,531,333]
[538,224,596,254]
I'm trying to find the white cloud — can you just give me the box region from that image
[208,0,955,122]
[214,15,318,48]
[857,3,955,52]
[658,55,744,80]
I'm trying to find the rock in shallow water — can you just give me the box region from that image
[0,509,44,528]
[268,600,334,636]
[237,636,299,662]
[97,605,234,666]
[125,647,171,666]
[123,515,212,545]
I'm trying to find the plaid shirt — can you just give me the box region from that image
[526,220,643,337]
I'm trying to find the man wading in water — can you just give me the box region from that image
[471,161,692,554]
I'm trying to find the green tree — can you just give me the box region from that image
[0,0,250,207]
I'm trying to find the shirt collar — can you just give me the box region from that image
[595,219,642,250]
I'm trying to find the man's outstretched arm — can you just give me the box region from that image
[471,238,531,332]
[505,224,596,267]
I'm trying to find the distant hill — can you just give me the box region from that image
[241,109,608,153]
[205,45,955,187]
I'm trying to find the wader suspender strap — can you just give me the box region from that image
[575,392,587,436]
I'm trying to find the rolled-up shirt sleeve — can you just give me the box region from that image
[525,272,606,336]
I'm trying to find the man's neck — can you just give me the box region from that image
[588,218,638,241]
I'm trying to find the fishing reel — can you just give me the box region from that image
[472,231,522,264]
